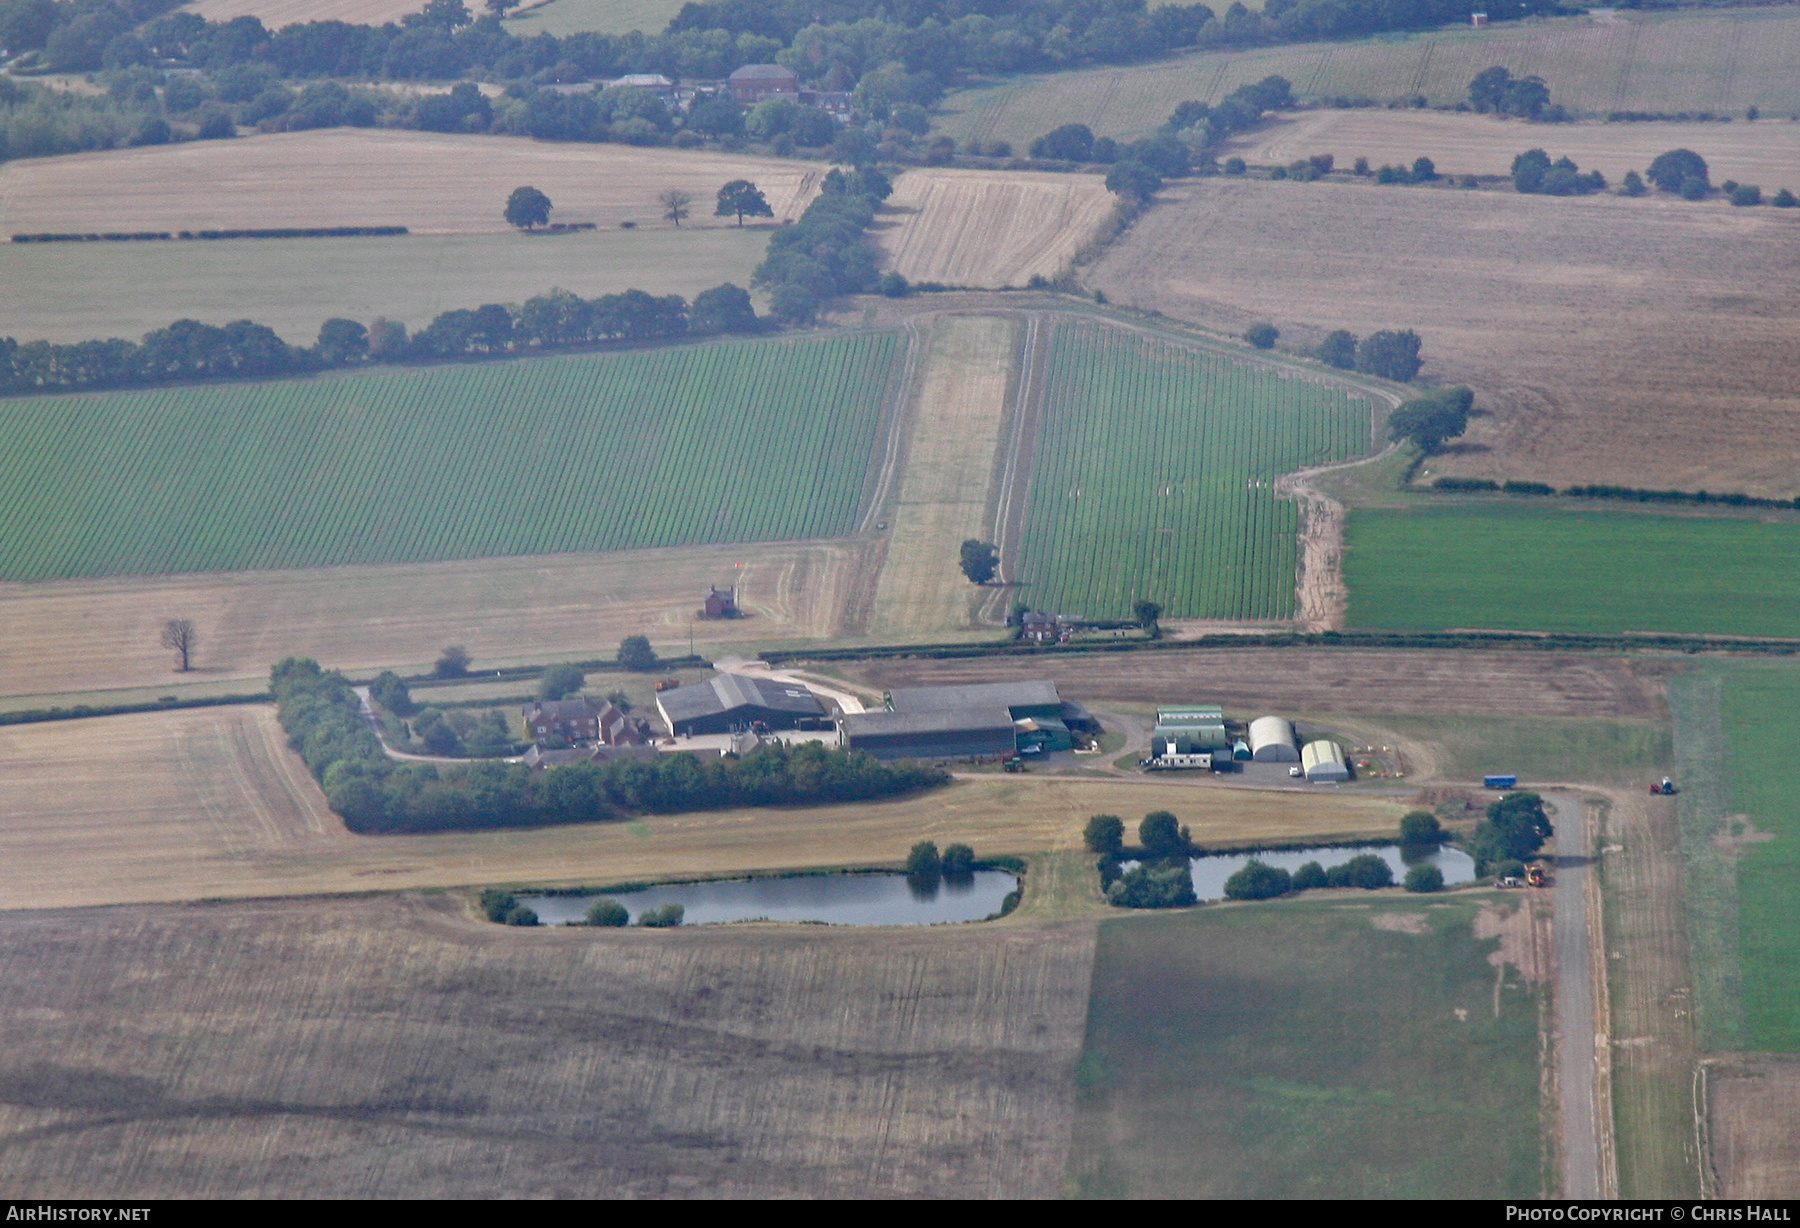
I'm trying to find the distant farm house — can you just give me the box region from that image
[1020,611,1072,644]
[729,64,800,105]
[521,697,647,745]
[612,73,677,100]
[701,585,739,619]
[1471,11,1489,26]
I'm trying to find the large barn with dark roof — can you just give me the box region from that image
[656,674,827,736]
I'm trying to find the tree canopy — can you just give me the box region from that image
[1084,814,1125,856]
[504,185,552,230]
[715,178,773,226]
[1387,386,1473,453]
[1356,329,1424,382]
[1647,148,1709,194]
[1468,66,1552,119]
[616,635,657,671]
[959,539,999,584]
[537,664,585,701]
[1469,791,1554,871]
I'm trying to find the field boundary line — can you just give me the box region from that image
[857,321,925,535]
[978,312,1046,626]
[1586,795,1621,1198]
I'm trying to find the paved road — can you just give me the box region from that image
[1549,791,1602,1199]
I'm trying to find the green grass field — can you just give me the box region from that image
[503,0,686,37]
[939,7,1800,146]
[0,228,770,346]
[1378,714,1672,787]
[1014,320,1370,620]
[0,332,899,581]
[1067,897,1548,1198]
[1720,665,1800,1050]
[1344,503,1800,638]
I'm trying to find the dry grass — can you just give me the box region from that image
[877,168,1115,287]
[180,0,423,24]
[503,0,688,38]
[0,891,1096,1197]
[0,228,774,344]
[1088,177,1800,496]
[1234,111,1800,189]
[0,130,822,236]
[938,8,1800,148]
[834,647,1667,721]
[0,705,1406,912]
[0,539,868,703]
[1709,1059,1800,1198]
[867,315,1017,638]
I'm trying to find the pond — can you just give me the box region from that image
[519,870,1020,927]
[1182,843,1478,902]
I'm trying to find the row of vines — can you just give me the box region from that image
[1013,320,1370,621]
[0,332,901,581]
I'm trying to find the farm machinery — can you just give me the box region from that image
[1649,777,1677,796]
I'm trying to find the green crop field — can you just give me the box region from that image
[1343,502,1800,637]
[0,332,899,581]
[1067,898,1549,1198]
[939,7,1800,147]
[504,0,686,37]
[1720,665,1800,1050]
[1013,320,1370,620]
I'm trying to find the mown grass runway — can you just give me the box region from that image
[0,333,899,581]
[1014,320,1370,620]
[1344,503,1800,638]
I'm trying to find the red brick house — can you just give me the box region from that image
[729,63,799,104]
[522,697,648,745]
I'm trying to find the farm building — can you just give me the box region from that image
[1152,705,1229,755]
[522,743,659,770]
[1248,715,1300,762]
[729,64,799,103]
[522,697,647,745]
[1302,740,1350,783]
[839,708,1018,761]
[888,680,1063,721]
[1020,611,1072,644]
[701,585,738,618]
[656,673,826,736]
[611,73,676,99]
[1014,715,1073,754]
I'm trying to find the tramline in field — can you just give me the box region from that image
[0,332,900,582]
[1013,320,1371,621]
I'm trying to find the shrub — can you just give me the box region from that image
[1399,811,1444,845]
[369,670,415,717]
[1411,156,1436,182]
[1648,148,1709,193]
[1105,159,1163,202]
[1620,170,1647,196]
[1353,156,1369,175]
[1375,163,1405,184]
[1680,177,1709,201]
[1404,863,1445,893]
[1030,122,1095,162]
[585,898,629,926]
[1084,814,1124,856]
[638,903,684,927]
[1243,322,1278,349]
[1291,860,1327,890]
[504,905,539,926]
[1139,811,1187,858]
[1495,858,1527,882]
[617,635,656,671]
[538,664,586,701]
[906,840,941,878]
[480,887,518,921]
[1317,329,1357,369]
[1731,184,1762,207]
[878,271,910,297]
[1326,853,1394,890]
[941,843,976,877]
[1356,329,1425,382]
[1108,861,1197,908]
[1774,189,1798,208]
[1223,859,1291,900]
[1223,157,1246,175]
[434,645,471,678]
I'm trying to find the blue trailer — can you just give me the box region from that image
[1484,773,1518,789]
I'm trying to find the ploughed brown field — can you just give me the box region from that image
[0,892,1096,1197]
[833,647,1668,721]
[0,540,870,704]
[1087,177,1800,496]
[1233,111,1800,191]
[0,130,823,236]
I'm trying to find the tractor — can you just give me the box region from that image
[1649,777,1677,796]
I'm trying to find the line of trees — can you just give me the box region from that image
[1432,477,1800,511]
[272,657,948,834]
[750,164,890,323]
[0,281,760,396]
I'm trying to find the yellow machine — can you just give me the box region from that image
[1525,863,1548,888]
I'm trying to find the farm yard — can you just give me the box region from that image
[1232,110,1800,192]
[0,704,1407,912]
[0,332,898,581]
[0,892,1096,1197]
[0,228,773,345]
[0,539,866,701]
[0,131,822,238]
[1068,897,1550,1198]
[1012,319,1371,621]
[1342,503,1800,639]
[1087,178,1800,497]
[876,169,1115,288]
[938,7,1800,148]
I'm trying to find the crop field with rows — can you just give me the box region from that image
[1343,503,1800,637]
[0,332,899,581]
[1012,321,1370,621]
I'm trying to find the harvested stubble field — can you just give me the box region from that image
[0,130,821,237]
[1068,896,1550,1198]
[0,332,897,582]
[867,314,1018,638]
[1344,504,1800,639]
[0,228,772,345]
[0,539,866,701]
[180,0,422,22]
[0,892,1096,1197]
[1234,110,1800,191]
[939,8,1800,148]
[1709,1060,1800,1198]
[834,648,1667,721]
[1087,177,1800,496]
[504,0,693,38]
[877,168,1115,288]
[1015,318,1370,621]
[0,705,1406,912]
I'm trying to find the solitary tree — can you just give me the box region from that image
[1355,329,1424,382]
[1243,322,1278,349]
[1387,386,1473,453]
[160,618,197,671]
[906,840,942,879]
[659,188,693,227]
[1648,148,1709,194]
[1138,810,1186,859]
[504,185,552,231]
[1399,810,1445,845]
[617,634,657,671]
[1133,599,1162,637]
[959,539,1000,584]
[715,179,773,226]
[1084,814,1125,856]
[1104,159,1162,202]
[434,645,471,678]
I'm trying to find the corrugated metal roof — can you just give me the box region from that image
[841,707,1015,737]
[657,674,824,722]
[729,63,797,80]
[1156,705,1224,725]
[888,681,1060,713]
[1248,715,1297,751]
[1302,740,1346,769]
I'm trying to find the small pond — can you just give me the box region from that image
[1175,843,1478,902]
[519,870,1019,927]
